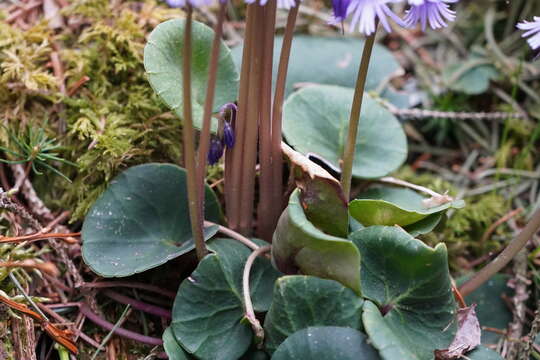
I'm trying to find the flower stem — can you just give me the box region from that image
[242,245,272,346]
[226,5,255,231]
[182,6,207,260]
[459,207,540,297]
[267,1,299,240]
[340,33,377,200]
[238,4,265,234]
[196,2,227,207]
[257,0,277,241]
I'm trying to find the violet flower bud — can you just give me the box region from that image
[208,137,224,165]
[223,122,235,149]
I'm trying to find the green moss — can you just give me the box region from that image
[0,0,207,220]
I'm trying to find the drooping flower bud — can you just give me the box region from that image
[331,0,352,24]
[208,137,224,165]
[223,121,235,149]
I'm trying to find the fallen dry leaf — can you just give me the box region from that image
[435,304,481,359]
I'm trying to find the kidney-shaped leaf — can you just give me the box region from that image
[272,189,361,293]
[351,226,457,360]
[172,238,281,360]
[82,163,220,277]
[458,274,513,345]
[271,326,380,360]
[349,187,465,227]
[144,19,239,129]
[163,327,189,360]
[264,276,363,354]
[231,35,402,98]
[443,57,499,95]
[283,85,407,179]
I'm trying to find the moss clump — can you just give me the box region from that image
[0,0,206,220]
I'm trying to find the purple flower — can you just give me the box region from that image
[404,0,457,31]
[331,0,352,23]
[223,122,235,148]
[208,137,224,165]
[165,0,185,7]
[517,17,540,53]
[347,0,405,36]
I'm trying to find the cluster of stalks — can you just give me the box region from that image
[180,0,305,258]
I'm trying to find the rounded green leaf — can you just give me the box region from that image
[82,163,220,277]
[349,187,465,227]
[443,58,499,95]
[144,19,239,129]
[231,36,402,98]
[351,226,457,360]
[457,274,513,345]
[272,190,361,293]
[264,275,364,354]
[282,85,407,179]
[163,327,189,360]
[272,327,380,360]
[172,238,281,360]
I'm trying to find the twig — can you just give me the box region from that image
[66,76,90,97]
[520,300,540,359]
[459,207,540,297]
[0,232,80,244]
[205,221,260,251]
[79,303,163,346]
[81,281,176,299]
[242,245,271,346]
[379,176,443,198]
[37,303,101,349]
[377,97,525,120]
[9,272,49,321]
[102,290,171,319]
[0,187,42,230]
[481,208,523,244]
[90,305,132,360]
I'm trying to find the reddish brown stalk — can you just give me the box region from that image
[226,5,255,231]
[196,3,227,208]
[0,260,59,276]
[238,5,265,235]
[269,2,299,236]
[256,0,277,241]
[182,6,207,259]
[0,232,80,244]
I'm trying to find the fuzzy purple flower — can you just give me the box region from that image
[208,137,224,165]
[347,0,405,36]
[517,17,540,53]
[404,0,457,30]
